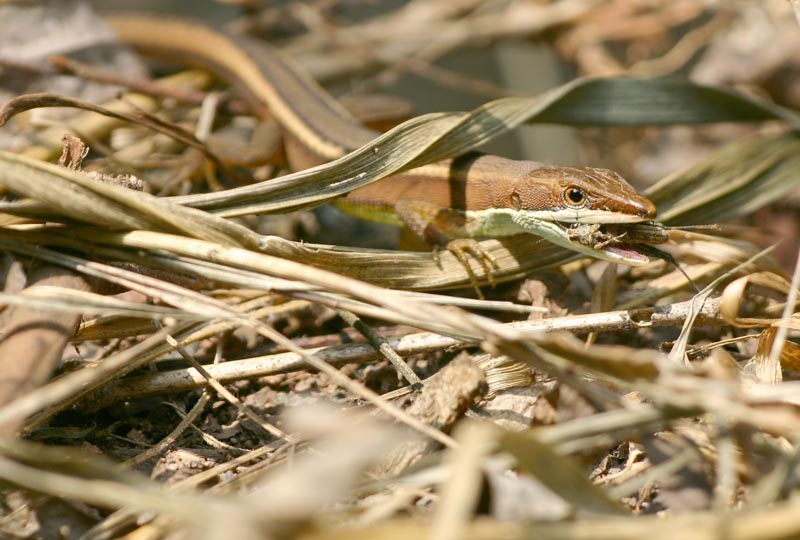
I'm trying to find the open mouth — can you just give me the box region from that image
[598,243,651,264]
[562,220,700,290]
[566,221,669,265]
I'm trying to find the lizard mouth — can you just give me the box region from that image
[562,220,701,290]
[597,243,651,264]
[566,221,669,266]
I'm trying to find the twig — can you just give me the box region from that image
[91,296,725,405]
[338,309,423,389]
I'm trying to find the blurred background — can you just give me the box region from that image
[83,0,800,179]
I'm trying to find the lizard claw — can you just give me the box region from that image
[444,238,498,297]
[394,199,498,296]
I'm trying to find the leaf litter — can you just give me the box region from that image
[1,2,800,539]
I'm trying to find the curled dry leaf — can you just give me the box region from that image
[720,271,798,328]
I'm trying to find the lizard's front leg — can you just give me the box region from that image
[394,199,499,293]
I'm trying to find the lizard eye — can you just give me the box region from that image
[564,186,587,208]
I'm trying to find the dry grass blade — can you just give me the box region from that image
[719,261,800,383]
[765,246,800,383]
[0,438,203,512]
[498,428,626,516]
[431,422,496,540]
[0,285,198,319]
[648,133,800,225]
[719,271,797,327]
[0,150,259,248]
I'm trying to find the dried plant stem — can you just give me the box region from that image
[338,309,423,388]
[92,297,724,405]
[0,266,91,434]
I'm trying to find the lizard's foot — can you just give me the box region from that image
[442,238,498,297]
[395,199,499,296]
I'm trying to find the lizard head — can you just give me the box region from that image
[514,166,656,224]
[507,166,661,265]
